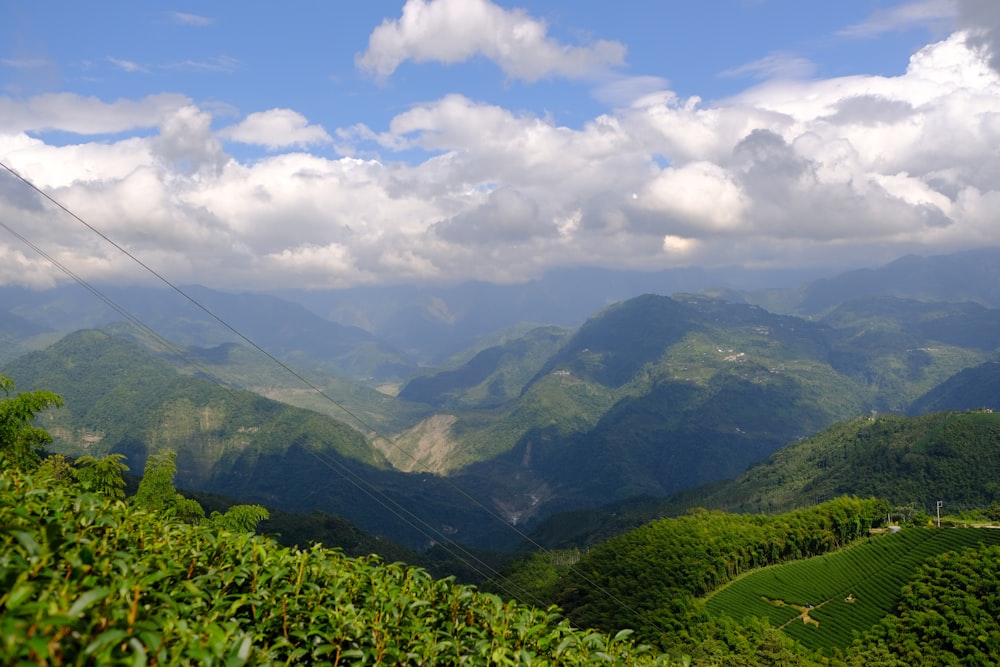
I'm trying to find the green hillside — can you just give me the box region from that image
[6,329,385,471]
[2,331,515,550]
[909,360,1000,413]
[705,527,1000,653]
[398,325,570,409]
[525,406,1000,557]
[109,322,433,436]
[449,294,875,514]
[682,410,1000,514]
[7,285,1000,548]
[545,497,885,642]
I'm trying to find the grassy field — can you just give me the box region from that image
[704,527,1000,652]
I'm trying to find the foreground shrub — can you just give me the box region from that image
[0,457,674,665]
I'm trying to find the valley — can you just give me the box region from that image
[3,248,1000,663]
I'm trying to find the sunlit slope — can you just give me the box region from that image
[681,410,1000,514]
[705,527,1000,652]
[450,294,874,509]
[3,330,514,549]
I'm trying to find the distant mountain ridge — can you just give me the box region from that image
[2,247,1000,548]
[738,246,1000,315]
[529,408,1000,550]
[4,330,508,549]
[0,283,415,383]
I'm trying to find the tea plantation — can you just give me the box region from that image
[705,526,1000,652]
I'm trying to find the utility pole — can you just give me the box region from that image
[936,501,943,528]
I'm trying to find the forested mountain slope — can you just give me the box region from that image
[673,410,1000,514]
[527,408,1000,550]
[3,330,510,549]
[444,290,998,518]
[5,248,1000,547]
[909,360,1000,414]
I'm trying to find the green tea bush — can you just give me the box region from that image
[0,457,676,665]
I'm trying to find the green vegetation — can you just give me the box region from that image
[6,369,1000,664]
[0,373,63,470]
[0,377,675,663]
[399,326,570,409]
[684,410,1000,515]
[0,456,678,665]
[853,544,1000,665]
[528,498,886,643]
[706,527,1000,653]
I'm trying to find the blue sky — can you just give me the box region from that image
[1,0,998,289]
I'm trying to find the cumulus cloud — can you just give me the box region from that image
[632,161,749,235]
[356,0,626,81]
[2,24,1000,289]
[431,187,552,244]
[219,109,333,150]
[956,0,1000,72]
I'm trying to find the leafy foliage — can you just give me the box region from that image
[75,453,129,500]
[0,456,678,665]
[850,544,1000,665]
[0,374,63,470]
[540,498,885,644]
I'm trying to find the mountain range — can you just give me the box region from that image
[2,247,999,549]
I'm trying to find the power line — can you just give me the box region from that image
[0,159,668,636]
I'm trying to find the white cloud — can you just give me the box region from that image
[838,0,956,38]
[721,52,817,81]
[167,56,239,73]
[109,57,148,73]
[219,109,333,150]
[633,162,750,234]
[2,28,1000,289]
[356,0,626,81]
[0,58,49,69]
[169,12,214,27]
[151,105,227,174]
[0,93,191,134]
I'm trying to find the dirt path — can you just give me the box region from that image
[764,597,821,628]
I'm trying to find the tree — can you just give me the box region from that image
[132,448,267,532]
[133,449,206,522]
[76,453,129,500]
[209,504,270,533]
[0,374,63,470]
[35,453,78,488]
[133,449,183,512]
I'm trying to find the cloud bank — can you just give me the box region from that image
[1,1,999,289]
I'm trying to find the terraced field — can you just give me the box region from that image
[704,527,1000,652]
